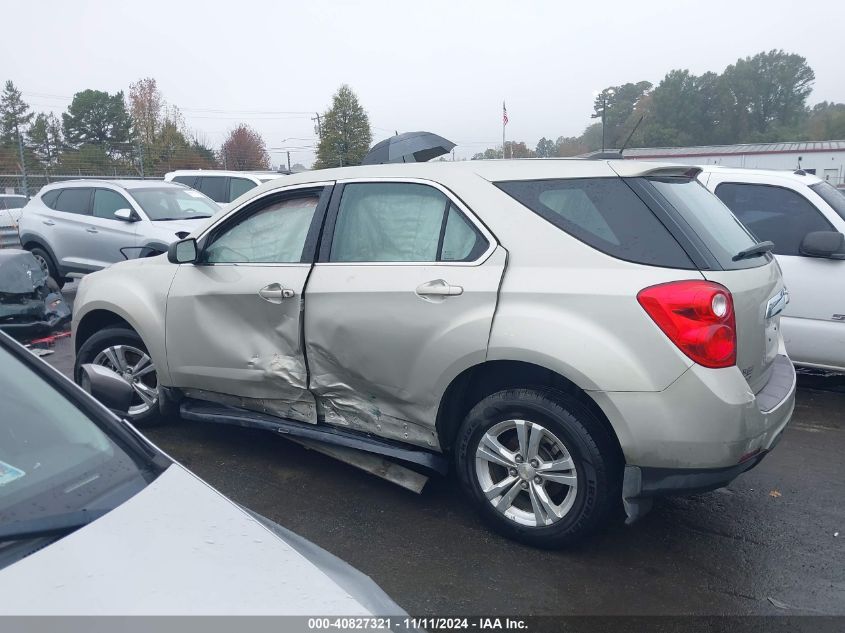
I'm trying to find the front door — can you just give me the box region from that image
[165,186,331,423]
[304,181,505,449]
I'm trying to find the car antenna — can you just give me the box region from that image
[618,115,645,156]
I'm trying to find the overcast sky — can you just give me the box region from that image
[4,0,844,167]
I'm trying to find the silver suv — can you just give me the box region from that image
[71,160,796,547]
[18,180,219,283]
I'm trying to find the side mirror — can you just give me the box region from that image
[799,231,845,259]
[114,208,138,222]
[79,364,134,414]
[167,237,198,264]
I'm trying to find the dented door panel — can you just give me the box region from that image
[165,263,316,424]
[303,247,507,449]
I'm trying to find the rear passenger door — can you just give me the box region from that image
[711,178,845,369]
[304,180,505,448]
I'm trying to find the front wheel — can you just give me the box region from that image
[75,326,164,426]
[454,388,619,548]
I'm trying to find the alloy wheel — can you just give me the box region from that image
[32,253,51,280]
[475,419,578,527]
[92,344,158,417]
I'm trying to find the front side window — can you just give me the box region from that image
[715,183,833,256]
[229,177,257,201]
[496,178,694,268]
[197,176,228,203]
[54,188,92,215]
[329,183,486,263]
[204,194,321,264]
[93,189,131,220]
[128,187,218,221]
[810,181,845,223]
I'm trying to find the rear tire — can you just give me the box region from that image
[75,326,166,426]
[28,246,64,288]
[454,388,619,548]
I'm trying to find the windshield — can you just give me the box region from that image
[647,177,765,270]
[810,181,845,222]
[129,187,219,221]
[0,344,149,562]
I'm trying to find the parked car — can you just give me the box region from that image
[0,197,25,249]
[697,166,845,373]
[164,170,289,204]
[0,194,28,213]
[17,180,219,284]
[72,160,795,547]
[0,330,404,615]
[0,249,70,337]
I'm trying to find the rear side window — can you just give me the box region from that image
[54,188,92,215]
[329,183,487,263]
[172,175,198,189]
[229,177,257,201]
[496,178,694,268]
[715,183,833,256]
[197,177,228,203]
[41,190,61,209]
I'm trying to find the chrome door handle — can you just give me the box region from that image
[416,279,464,297]
[86,227,99,234]
[42,220,55,226]
[258,283,295,304]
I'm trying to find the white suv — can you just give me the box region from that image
[164,170,288,204]
[698,166,845,372]
[18,180,219,283]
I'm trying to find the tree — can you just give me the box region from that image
[62,89,131,155]
[128,77,163,151]
[592,81,652,149]
[221,124,270,170]
[314,84,372,168]
[802,102,845,141]
[0,80,33,146]
[535,137,555,157]
[504,141,535,158]
[28,112,63,165]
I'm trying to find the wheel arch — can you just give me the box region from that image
[75,309,135,353]
[20,234,61,274]
[435,359,624,462]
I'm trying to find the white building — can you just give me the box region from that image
[623,140,845,186]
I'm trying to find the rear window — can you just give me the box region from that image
[650,178,762,269]
[3,197,26,209]
[810,181,845,222]
[496,178,694,268]
[172,175,198,189]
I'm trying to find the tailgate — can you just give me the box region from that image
[702,259,784,393]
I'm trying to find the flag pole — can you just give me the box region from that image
[502,101,506,160]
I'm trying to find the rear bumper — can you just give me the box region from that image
[591,354,796,520]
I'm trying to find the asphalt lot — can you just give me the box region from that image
[37,281,845,616]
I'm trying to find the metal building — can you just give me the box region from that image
[623,140,845,186]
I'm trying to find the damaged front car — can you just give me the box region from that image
[0,250,71,338]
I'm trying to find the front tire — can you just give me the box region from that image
[455,388,619,548]
[75,326,164,426]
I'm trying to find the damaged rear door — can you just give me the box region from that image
[164,185,331,423]
[304,180,504,449]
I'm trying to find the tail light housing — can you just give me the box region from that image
[637,280,736,369]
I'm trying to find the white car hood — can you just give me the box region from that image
[0,464,385,615]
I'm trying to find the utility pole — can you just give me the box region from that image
[137,139,145,179]
[16,128,28,196]
[312,113,322,139]
[286,151,291,172]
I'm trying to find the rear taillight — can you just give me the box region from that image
[637,280,736,369]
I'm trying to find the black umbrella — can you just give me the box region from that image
[362,131,456,165]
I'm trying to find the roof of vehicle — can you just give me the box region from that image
[165,169,289,181]
[696,164,825,185]
[249,159,691,191]
[39,179,188,192]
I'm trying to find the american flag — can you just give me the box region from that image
[502,101,509,126]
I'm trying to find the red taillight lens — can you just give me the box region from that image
[637,280,737,369]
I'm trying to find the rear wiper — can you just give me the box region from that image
[732,241,774,261]
[0,508,109,542]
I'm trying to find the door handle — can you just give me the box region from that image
[86,227,99,234]
[415,279,464,297]
[258,283,296,304]
[42,220,55,226]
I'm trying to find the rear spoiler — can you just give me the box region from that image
[640,166,703,180]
